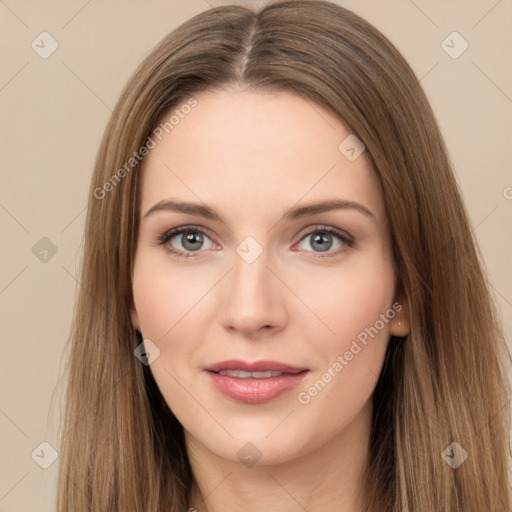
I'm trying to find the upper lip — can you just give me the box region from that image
[203,359,308,374]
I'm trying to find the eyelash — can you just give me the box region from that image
[155,224,355,259]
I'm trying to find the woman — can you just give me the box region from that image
[57,1,512,510]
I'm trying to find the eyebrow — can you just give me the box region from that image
[142,198,375,223]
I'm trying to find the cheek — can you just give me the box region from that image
[294,251,396,352]
[294,254,396,422]
[132,259,202,405]
[132,252,211,340]
[132,274,170,339]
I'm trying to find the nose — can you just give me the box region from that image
[219,247,288,336]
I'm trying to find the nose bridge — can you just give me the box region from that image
[231,244,274,307]
[232,245,270,295]
[220,239,286,333]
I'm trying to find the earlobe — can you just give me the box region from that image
[390,317,409,337]
[389,294,410,337]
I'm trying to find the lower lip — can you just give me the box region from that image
[206,371,309,404]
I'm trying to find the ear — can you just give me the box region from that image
[129,294,141,331]
[388,292,410,337]
[130,307,140,331]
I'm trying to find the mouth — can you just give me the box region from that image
[215,369,292,378]
[203,359,310,404]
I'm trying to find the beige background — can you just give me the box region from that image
[1,0,511,510]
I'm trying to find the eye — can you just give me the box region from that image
[156,224,354,259]
[294,225,354,257]
[156,226,215,258]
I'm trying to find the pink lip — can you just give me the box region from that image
[203,359,307,374]
[203,359,309,404]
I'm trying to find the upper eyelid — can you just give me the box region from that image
[295,224,352,241]
[168,224,217,242]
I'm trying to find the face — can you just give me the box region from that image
[130,88,409,466]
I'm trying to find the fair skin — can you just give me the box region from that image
[130,88,409,512]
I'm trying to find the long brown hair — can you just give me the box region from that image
[56,1,512,510]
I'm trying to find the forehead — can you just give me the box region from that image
[139,88,386,224]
